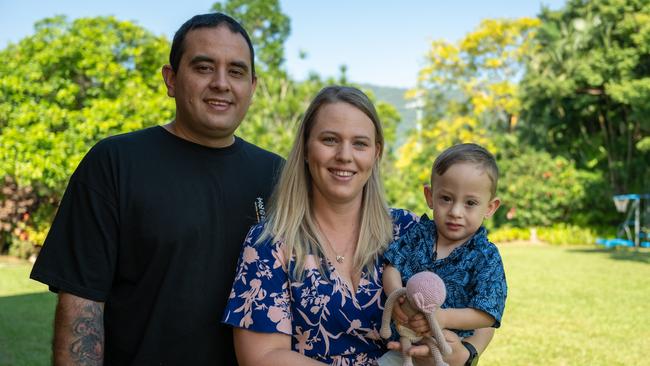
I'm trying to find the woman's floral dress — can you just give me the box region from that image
[222,209,418,365]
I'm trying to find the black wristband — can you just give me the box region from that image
[461,341,479,366]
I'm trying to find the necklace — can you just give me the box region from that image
[323,232,345,263]
[317,221,347,264]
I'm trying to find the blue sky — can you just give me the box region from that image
[1,0,566,88]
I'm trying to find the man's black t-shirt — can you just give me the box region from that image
[31,126,283,365]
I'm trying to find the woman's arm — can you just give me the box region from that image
[442,327,495,366]
[463,327,495,355]
[234,328,326,366]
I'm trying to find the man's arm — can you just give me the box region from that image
[53,292,105,365]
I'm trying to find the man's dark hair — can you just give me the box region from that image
[432,143,499,197]
[169,13,255,78]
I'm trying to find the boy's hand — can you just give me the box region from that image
[392,295,409,325]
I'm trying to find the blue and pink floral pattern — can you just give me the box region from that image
[223,209,418,365]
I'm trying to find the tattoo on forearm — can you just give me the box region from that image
[68,303,104,365]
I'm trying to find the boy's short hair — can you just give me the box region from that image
[432,143,499,197]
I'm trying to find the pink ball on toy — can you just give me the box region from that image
[405,271,446,312]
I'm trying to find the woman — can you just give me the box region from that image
[223,86,492,365]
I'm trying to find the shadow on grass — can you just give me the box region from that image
[0,291,55,366]
[567,247,650,264]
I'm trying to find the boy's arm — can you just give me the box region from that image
[383,264,403,296]
[436,307,495,331]
[383,264,408,324]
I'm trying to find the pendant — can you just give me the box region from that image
[336,255,345,264]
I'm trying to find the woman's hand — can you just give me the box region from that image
[440,330,470,366]
[386,330,470,366]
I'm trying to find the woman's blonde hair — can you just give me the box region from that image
[259,85,393,279]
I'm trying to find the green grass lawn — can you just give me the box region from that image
[0,257,56,366]
[483,244,650,366]
[0,246,649,365]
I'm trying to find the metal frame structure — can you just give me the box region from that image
[596,194,650,248]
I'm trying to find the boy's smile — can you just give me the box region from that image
[425,162,500,249]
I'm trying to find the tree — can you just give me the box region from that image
[394,18,539,214]
[519,0,650,195]
[212,0,291,74]
[0,16,172,254]
[0,4,405,256]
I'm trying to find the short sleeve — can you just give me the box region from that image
[222,224,292,335]
[389,208,419,240]
[30,145,119,302]
[384,213,433,282]
[468,244,507,327]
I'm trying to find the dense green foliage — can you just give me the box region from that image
[0,0,402,257]
[399,0,648,229]
[1,0,647,256]
[519,0,650,195]
[397,17,539,215]
[495,145,600,227]
[0,16,173,253]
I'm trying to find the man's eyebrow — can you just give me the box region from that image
[189,55,215,64]
[230,60,250,72]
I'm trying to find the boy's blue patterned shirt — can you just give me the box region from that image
[383,214,507,338]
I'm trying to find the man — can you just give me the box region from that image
[30,13,283,365]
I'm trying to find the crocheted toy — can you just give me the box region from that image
[380,271,452,366]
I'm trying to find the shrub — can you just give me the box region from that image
[495,147,601,228]
[537,224,599,245]
[490,226,531,243]
[491,224,608,246]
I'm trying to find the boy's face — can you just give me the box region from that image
[424,162,500,248]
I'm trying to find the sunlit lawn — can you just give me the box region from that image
[0,257,55,366]
[484,244,650,365]
[0,246,649,365]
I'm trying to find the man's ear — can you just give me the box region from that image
[423,184,434,209]
[485,197,501,218]
[162,65,176,97]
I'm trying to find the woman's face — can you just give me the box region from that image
[306,102,380,206]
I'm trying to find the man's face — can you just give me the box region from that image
[162,25,256,147]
